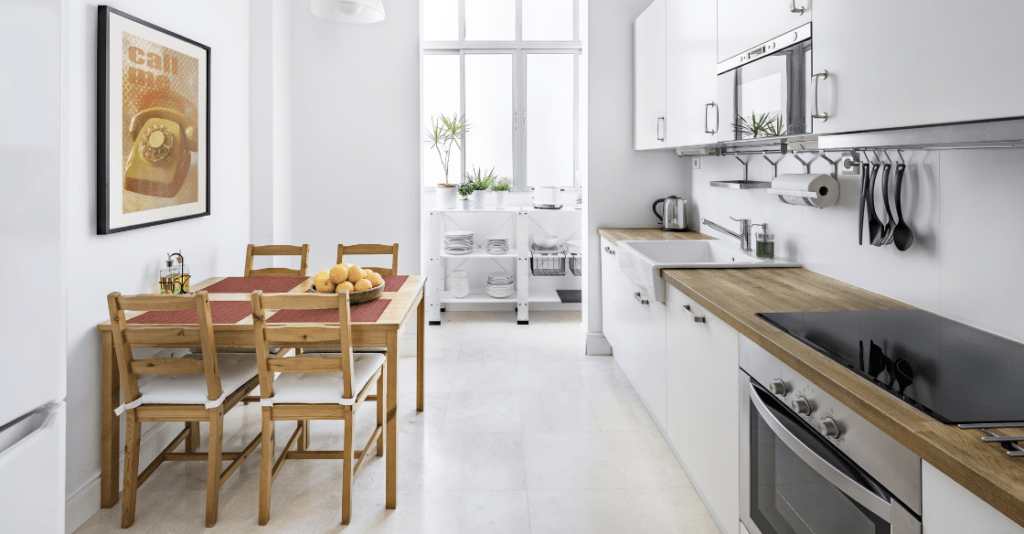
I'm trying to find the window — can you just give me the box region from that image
[421,0,581,191]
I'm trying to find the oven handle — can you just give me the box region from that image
[748,383,895,521]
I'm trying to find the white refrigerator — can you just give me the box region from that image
[0,1,67,533]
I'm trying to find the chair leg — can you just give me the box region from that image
[120,410,142,528]
[376,371,385,457]
[186,422,200,453]
[341,411,354,525]
[259,408,274,526]
[301,420,310,451]
[205,408,224,528]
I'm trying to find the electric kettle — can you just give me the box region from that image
[653,196,689,232]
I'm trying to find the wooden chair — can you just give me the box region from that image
[106,292,262,528]
[251,291,385,526]
[336,243,399,276]
[245,244,310,277]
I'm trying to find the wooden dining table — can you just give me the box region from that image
[96,274,426,511]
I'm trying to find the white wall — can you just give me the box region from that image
[586,0,691,353]
[288,0,421,274]
[63,1,252,530]
[690,148,1024,343]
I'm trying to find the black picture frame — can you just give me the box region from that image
[97,6,211,234]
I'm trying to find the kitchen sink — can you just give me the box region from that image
[616,240,800,303]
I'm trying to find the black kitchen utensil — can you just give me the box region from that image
[866,162,885,246]
[868,340,891,380]
[878,161,894,246]
[893,358,915,395]
[858,161,868,245]
[892,163,915,251]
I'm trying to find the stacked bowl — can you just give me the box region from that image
[449,270,470,298]
[486,271,515,299]
[444,230,474,255]
[485,236,509,255]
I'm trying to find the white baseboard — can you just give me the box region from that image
[585,332,612,355]
[65,421,182,534]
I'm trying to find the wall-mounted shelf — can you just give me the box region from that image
[440,249,519,259]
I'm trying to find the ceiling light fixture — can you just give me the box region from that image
[310,0,386,24]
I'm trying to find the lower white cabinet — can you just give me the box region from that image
[923,461,1024,534]
[666,286,740,534]
[599,237,667,429]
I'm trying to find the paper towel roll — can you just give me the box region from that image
[767,173,840,209]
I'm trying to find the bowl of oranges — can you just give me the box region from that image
[312,263,386,304]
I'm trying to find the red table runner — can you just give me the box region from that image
[268,298,391,324]
[382,275,408,292]
[127,301,252,325]
[203,276,309,294]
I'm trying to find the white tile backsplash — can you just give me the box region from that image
[690,148,1024,343]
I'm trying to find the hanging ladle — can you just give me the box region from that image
[865,152,886,246]
[892,150,915,251]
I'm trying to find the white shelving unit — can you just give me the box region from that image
[428,207,581,324]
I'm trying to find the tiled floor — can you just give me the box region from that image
[76,311,720,534]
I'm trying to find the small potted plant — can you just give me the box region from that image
[425,113,470,210]
[465,166,496,209]
[491,177,511,209]
[457,181,475,210]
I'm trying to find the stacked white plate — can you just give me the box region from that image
[444,230,474,255]
[485,236,509,255]
[449,270,470,298]
[486,271,515,298]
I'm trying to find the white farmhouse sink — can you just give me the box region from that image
[616,240,800,303]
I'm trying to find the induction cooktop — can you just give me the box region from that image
[757,309,1024,425]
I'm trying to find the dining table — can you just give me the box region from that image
[95,274,426,511]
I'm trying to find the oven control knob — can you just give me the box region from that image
[793,396,813,416]
[819,417,842,439]
[768,379,788,397]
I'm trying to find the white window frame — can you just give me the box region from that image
[422,0,583,192]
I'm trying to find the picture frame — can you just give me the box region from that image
[97,6,211,234]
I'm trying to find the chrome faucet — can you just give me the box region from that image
[701,216,753,253]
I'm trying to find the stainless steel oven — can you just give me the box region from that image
[716,23,813,143]
[739,337,922,534]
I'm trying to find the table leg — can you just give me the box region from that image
[386,328,399,509]
[417,296,425,413]
[100,331,120,508]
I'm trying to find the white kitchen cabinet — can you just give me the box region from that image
[666,286,740,534]
[600,238,625,352]
[633,0,667,150]
[922,461,1024,534]
[665,0,718,147]
[717,0,810,63]
[813,0,1024,135]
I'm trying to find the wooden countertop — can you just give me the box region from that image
[597,227,714,245]
[661,267,1024,528]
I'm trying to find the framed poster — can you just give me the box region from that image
[97,6,210,234]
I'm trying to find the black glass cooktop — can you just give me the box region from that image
[757,309,1024,425]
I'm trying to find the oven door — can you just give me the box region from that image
[740,380,921,534]
[717,39,812,142]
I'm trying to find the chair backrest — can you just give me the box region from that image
[244,244,310,277]
[106,292,222,405]
[336,243,399,276]
[250,291,356,400]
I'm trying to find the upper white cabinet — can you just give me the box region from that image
[634,0,667,150]
[813,0,1024,134]
[922,461,1024,534]
[717,0,810,62]
[665,0,718,146]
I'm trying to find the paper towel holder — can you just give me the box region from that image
[766,172,840,209]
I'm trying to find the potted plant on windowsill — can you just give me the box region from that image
[491,177,511,209]
[465,166,496,210]
[425,113,470,210]
[457,182,474,210]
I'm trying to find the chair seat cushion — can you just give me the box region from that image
[314,347,386,354]
[117,354,259,413]
[266,353,385,406]
[189,347,283,355]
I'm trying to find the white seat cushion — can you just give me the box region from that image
[116,354,259,414]
[266,353,385,406]
[315,347,387,354]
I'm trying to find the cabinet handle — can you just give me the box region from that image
[634,292,649,305]
[812,71,830,121]
[790,0,805,14]
[682,304,706,323]
[604,246,616,255]
[704,103,718,135]
[657,117,666,141]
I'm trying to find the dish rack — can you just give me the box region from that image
[530,244,566,276]
[569,253,582,276]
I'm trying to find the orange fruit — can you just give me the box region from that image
[347,266,366,283]
[329,264,350,284]
[354,279,372,291]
